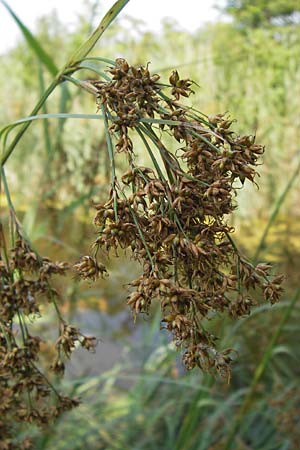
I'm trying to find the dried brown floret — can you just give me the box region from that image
[73,255,107,281]
[0,232,89,440]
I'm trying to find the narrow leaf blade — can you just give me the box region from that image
[0,0,58,75]
[67,0,129,65]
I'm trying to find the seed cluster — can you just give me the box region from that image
[0,221,96,447]
[76,59,284,379]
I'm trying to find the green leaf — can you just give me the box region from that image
[78,63,111,80]
[0,113,105,137]
[0,0,58,75]
[66,0,130,67]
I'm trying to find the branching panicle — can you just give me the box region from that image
[77,58,284,380]
[0,216,96,446]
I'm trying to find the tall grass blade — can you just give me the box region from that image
[55,82,72,149]
[66,0,130,67]
[0,0,58,75]
[0,113,105,154]
[38,65,52,159]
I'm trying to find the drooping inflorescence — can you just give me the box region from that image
[0,215,97,447]
[75,58,284,380]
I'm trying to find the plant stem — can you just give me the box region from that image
[1,78,60,166]
[101,104,118,222]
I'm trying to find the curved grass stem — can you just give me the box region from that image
[1,78,60,166]
[101,104,118,222]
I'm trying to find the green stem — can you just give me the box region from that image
[135,125,167,182]
[0,222,9,267]
[38,65,53,159]
[78,57,116,65]
[0,320,12,351]
[190,129,221,153]
[140,123,177,184]
[101,104,118,222]
[1,78,60,166]
[78,64,111,81]
[136,125,188,235]
[127,204,155,270]
[31,362,61,399]
[0,166,16,214]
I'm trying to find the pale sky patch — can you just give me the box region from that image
[0,0,225,54]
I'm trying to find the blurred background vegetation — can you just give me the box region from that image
[1,0,300,448]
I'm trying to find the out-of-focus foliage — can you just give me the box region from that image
[225,0,300,27]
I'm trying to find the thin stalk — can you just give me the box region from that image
[112,176,155,270]
[38,65,53,159]
[0,223,9,267]
[158,91,212,126]
[78,57,116,65]
[102,105,118,221]
[139,123,176,184]
[0,166,17,215]
[128,204,155,270]
[0,166,44,265]
[135,125,167,182]
[17,311,27,344]
[142,122,207,186]
[136,125,188,235]
[223,287,300,450]
[226,231,240,256]
[17,308,34,416]
[190,130,221,153]
[237,255,241,294]
[2,113,105,129]
[140,117,222,141]
[157,90,213,124]
[62,75,99,95]
[30,362,61,399]
[46,281,65,324]
[1,78,60,166]
[78,64,111,81]
[0,320,12,351]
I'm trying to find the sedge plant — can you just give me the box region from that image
[0,1,285,448]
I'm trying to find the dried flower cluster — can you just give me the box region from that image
[0,218,96,448]
[75,58,284,379]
